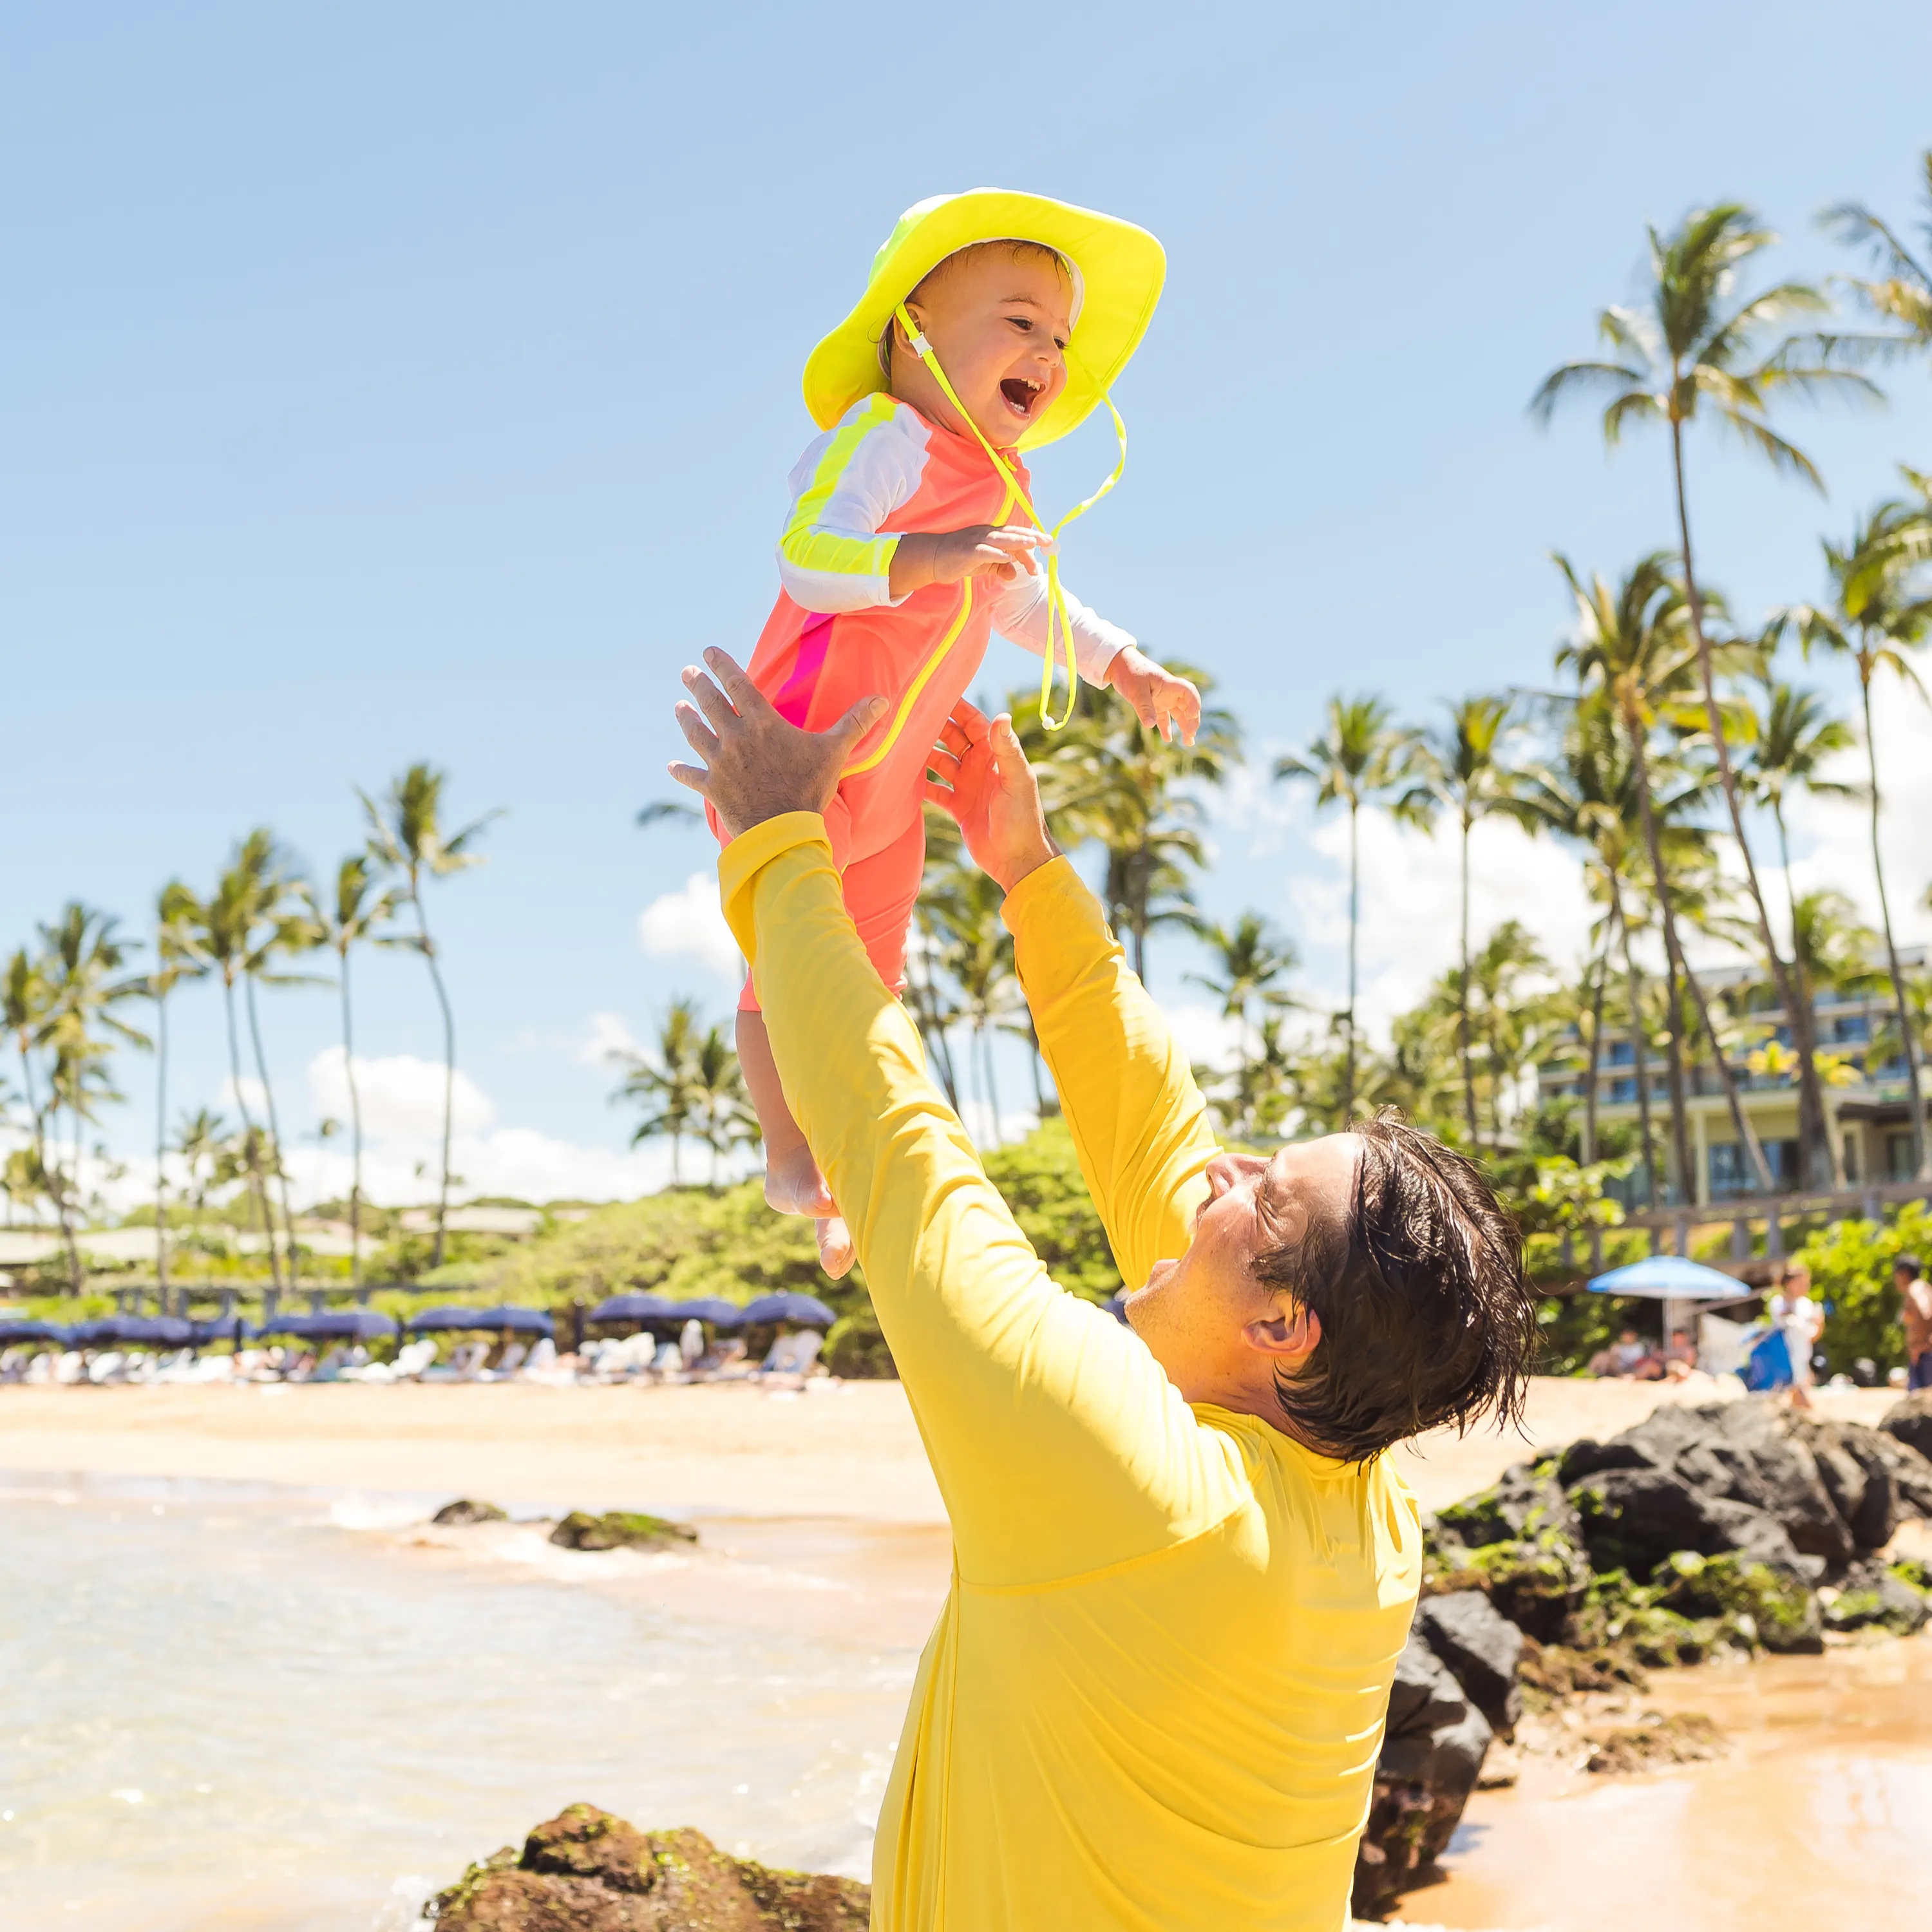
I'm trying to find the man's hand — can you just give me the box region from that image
[668,649,886,839]
[888,524,1045,600]
[1105,647,1202,745]
[923,699,1059,895]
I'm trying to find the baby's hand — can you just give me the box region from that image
[1105,648,1202,746]
[893,525,1045,598]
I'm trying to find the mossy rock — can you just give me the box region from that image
[1890,1557,1932,1595]
[1584,1710,1725,1776]
[433,1498,508,1526]
[1653,1552,1823,1655]
[1823,1558,1931,1636]
[549,1511,699,1552]
[430,1804,869,1929]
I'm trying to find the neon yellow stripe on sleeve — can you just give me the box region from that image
[779,393,904,582]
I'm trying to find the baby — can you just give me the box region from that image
[715,190,1199,1275]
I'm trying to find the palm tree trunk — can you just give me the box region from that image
[1608,871,1659,1208]
[1459,809,1478,1146]
[1344,800,1359,1122]
[415,897,458,1267]
[155,987,171,1297]
[1861,675,1929,1178]
[983,1021,1003,1145]
[1583,911,1611,1166]
[1671,420,1837,1188]
[1773,802,1799,951]
[223,976,283,1292]
[246,974,300,1290]
[340,947,366,1288]
[1622,707,1696,1202]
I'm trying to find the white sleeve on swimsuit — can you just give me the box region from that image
[989,569,1133,685]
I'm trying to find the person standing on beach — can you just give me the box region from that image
[667,656,1538,1931]
[1770,1264,1824,1410]
[1899,1253,1932,1391]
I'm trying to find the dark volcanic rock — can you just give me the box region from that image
[433,1499,509,1526]
[1562,1398,1856,1564]
[1823,1558,1932,1636]
[1415,1591,1524,1736]
[430,1805,868,1930]
[1434,1461,1582,1549]
[549,1511,699,1552]
[1651,1552,1823,1653]
[1566,1465,1801,1581]
[1880,1391,1932,1464]
[1354,1634,1492,1919]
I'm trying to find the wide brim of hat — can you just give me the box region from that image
[802,189,1165,451]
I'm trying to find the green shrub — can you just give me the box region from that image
[980,1119,1120,1303]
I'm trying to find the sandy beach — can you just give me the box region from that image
[0,1374,1898,1520]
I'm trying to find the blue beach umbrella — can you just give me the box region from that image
[254,1309,399,1343]
[588,1293,681,1325]
[739,1292,837,1329]
[67,1315,194,1348]
[1586,1256,1752,1300]
[189,1315,247,1345]
[670,1296,746,1329]
[404,1305,489,1332]
[0,1319,72,1345]
[469,1305,554,1337]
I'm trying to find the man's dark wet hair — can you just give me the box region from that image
[1250,1111,1538,1464]
[1898,1254,1924,1278]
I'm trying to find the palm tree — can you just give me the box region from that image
[1554,554,1772,1200]
[612,999,706,1184]
[1741,673,1859,938]
[35,905,149,1289]
[361,764,500,1264]
[1399,696,1530,1145]
[1781,497,1932,1177]
[1186,913,1298,1141]
[146,882,205,1298]
[310,855,400,1285]
[922,862,1019,1146]
[1273,696,1419,1121]
[1532,203,1879,1189]
[3,948,53,1221]
[1464,920,1557,1144]
[1821,149,1932,356]
[1015,665,1240,980]
[689,1021,757,1185]
[173,1107,229,1267]
[173,834,303,1289]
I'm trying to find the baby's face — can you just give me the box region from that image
[898,247,1072,447]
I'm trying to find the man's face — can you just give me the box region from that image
[898,247,1072,448]
[1124,1135,1362,1406]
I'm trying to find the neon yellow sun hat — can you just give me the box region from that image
[802,187,1166,451]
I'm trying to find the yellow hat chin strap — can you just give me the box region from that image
[893,303,1126,732]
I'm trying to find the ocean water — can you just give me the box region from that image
[0,1472,940,1931]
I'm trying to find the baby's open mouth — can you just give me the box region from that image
[999,376,1043,417]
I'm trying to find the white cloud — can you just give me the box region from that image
[576,1011,642,1067]
[638,873,741,978]
[216,1074,269,1118]
[1781,697,1932,951]
[307,1047,495,1142]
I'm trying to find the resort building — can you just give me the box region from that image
[1535,946,1930,1206]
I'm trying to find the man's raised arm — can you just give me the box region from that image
[925,702,1219,1296]
[670,656,1242,1591]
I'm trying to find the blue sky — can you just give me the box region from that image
[6,3,1932,1206]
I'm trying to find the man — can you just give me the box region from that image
[1898,1253,1932,1392]
[669,653,1538,1931]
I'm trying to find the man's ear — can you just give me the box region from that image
[1242,1302,1320,1367]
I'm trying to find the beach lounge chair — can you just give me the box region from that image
[758,1331,824,1378]
[496,1341,528,1376]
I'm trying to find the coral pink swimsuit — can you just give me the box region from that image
[714,393,1131,1011]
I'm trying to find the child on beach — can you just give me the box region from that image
[710,189,1200,1277]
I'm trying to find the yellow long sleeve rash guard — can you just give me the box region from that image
[719,817,1421,1932]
